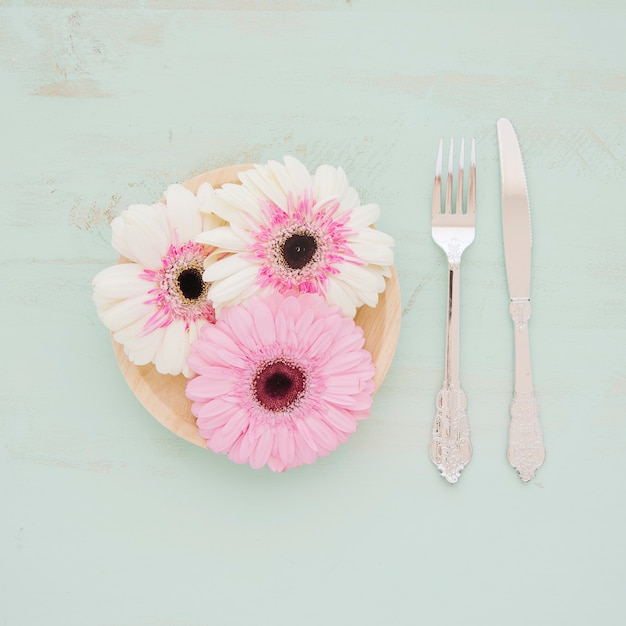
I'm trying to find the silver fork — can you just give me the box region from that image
[430,138,476,483]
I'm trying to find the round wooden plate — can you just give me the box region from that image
[113,164,402,447]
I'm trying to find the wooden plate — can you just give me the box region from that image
[113,165,402,447]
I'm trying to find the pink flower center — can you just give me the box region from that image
[253,359,307,412]
[141,242,216,333]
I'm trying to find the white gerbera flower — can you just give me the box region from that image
[196,156,394,318]
[93,183,223,377]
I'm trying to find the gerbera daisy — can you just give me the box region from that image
[196,156,394,318]
[185,292,376,471]
[93,183,223,377]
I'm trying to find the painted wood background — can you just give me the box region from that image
[2,1,625,624]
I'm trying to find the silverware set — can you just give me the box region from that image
[429,118,545,484]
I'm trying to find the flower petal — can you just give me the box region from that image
[154,319,187,375]
[347,203,380,230]
[123,326,166,367]
[276,427,296,467]
[98,292,151,332]
[111,204,171,268]
[92,263,146,302]
[321,405,358,434]
[163,184,203,244]
[206,265,259,308]
[251,298,276,346]
[203,253,255,282]
[196,226,247,252]
[249,428,274,469]
[209,410,249,453]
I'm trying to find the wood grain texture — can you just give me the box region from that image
[112,164,401,447]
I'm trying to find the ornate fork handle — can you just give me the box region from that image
[507,299,545,481]
[431,384,472,484]
[429,260,472,483]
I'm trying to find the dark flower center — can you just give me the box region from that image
[177,267,206,301]
[254,360,306,412]
[281,232,318,270]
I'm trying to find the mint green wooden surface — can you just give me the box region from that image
[2,2,625,624]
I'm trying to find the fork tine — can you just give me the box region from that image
[456,138,465,215]
[467,138,476,216]
[444,139,453,215]
[432,139,443,217]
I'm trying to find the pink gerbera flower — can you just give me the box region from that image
[196,156,394,318]
[92,184,223,377]
[185,292,376,471]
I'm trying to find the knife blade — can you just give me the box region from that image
[497,117,545,482]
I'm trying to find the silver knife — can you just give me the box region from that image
[497,118,546,482]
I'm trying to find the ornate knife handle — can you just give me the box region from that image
[507,299,546,482]
[430,384,472,484]
[429,262,472,483]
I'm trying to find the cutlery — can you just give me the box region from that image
[497,118,546,482]
[429,138,476,483]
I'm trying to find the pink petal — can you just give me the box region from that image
[267,455,286,472]
[295,417,320,452]
[227,433,247,464]
[292,429,317,465]
[194,326,248,368]
[251,298,277,346]
[276,427,296,466]
[219,305,258,353]
[326,390,374,411]
[321,405,358,434]
[303,414,341,451]
[196,408,231,432]
[323,350,371,376]
[249,428,273,469]
[274,310,290,345]
[238,426,260,461]
[209,412,249,453]
[278,294,302,321]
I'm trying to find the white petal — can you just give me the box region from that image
[196,226,247,252]
[239,166,287,211]
[195,182,216,210]
[124,326,166,366]
[314,164,361,217]
[92,263,146,301]
[181,322,202,377]
[325,277,358,318]
[164,185,203,244]
[209,195,254,228]
[164,184,198,212]
[274,156,313,198]
[154,319,188,376]
[112,311,152,345]
[111,204,171,268]
[349,241,394,267]
[216,182,264,223]
[338,263,385,297]
[203,254,255,282]
[208,265,259,308]
[201,211,227,231]
[337,185,360,215]
[98,292,150,332]
[347,203,380,230]
[314,164,343,201]
[350,226,395,248]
